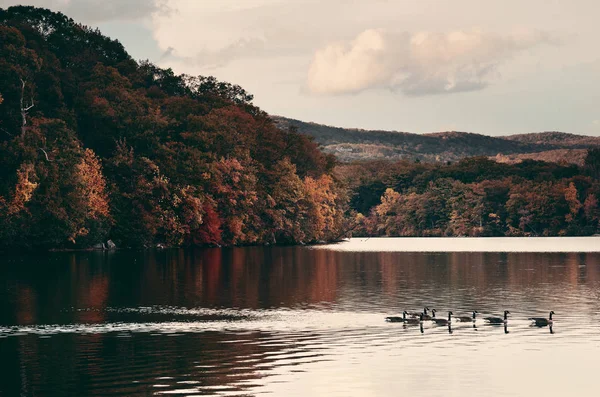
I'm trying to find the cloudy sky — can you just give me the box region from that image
[2,0,600,135]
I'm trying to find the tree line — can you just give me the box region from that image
[340,153,600,237]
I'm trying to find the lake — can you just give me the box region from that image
[2,238,600,396]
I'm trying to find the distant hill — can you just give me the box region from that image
[273,116,600,163]
[504,132,600,148]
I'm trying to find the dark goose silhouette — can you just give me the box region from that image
[485,310,510,324]
[455,311,478,322]
[385,314,405,323]
[427,308,438,321]
[433,311,453,326]
[529,311,555,327]
[386,311,423,324]
[422,308,436,321]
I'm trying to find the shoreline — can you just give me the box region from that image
[2,235,599,253]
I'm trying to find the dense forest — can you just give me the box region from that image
[0,6,347,250]
[1,7,599,251]
[340,153,600,237]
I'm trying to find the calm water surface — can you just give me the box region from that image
[2,238,600,396]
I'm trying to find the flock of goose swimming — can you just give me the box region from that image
[386,308,555,333]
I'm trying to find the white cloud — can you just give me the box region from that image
[150,0,418,71]
[306,29,397,96]
[307,29,555,96]
[151,0,322,69]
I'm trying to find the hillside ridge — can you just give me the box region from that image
[274,116,600,163]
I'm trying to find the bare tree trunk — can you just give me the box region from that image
[20,78,34,136]
[19,78,53,162]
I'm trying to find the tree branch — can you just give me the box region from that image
[39,148,54,162]
[333,219,362,241]
[0,126,13,136]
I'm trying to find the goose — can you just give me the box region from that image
[385,311,423,324]
[455,311,478,322]
[404,312,424,325]
[529,311,554,327]
[408,307,430,318]
[426,308,438,320]
[485,310,510,324]
[385,314,405,323]
[432,311,453,326]
[421,308,435,321]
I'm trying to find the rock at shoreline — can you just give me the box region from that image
[93,243,106,250]
[107,240,117,250]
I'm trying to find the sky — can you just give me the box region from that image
[2,0,600,136]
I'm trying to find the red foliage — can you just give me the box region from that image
[191,201,223,246]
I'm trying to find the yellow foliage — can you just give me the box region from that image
[375,188,401,217]
[9,163,38,215]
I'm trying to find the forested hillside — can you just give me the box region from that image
[505,132,600,147]
[339,152,600,237]
[275,116,600,163]
[0,6,346,249]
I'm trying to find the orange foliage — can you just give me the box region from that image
[75,149,110,220]
[564,182,582,222]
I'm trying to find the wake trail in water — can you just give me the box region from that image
[1,305,595,340]
[0,306,392,336]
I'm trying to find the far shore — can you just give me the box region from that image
[2,235,599,254]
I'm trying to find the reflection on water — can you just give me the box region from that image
[1,243,600,396]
